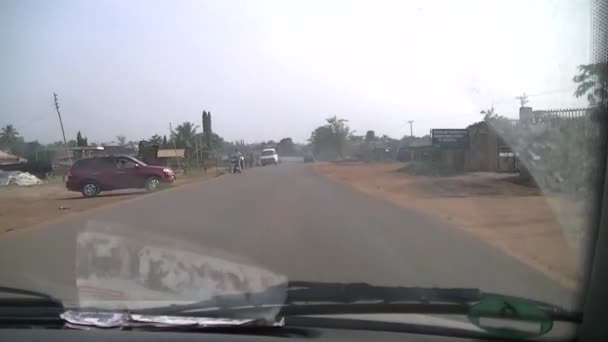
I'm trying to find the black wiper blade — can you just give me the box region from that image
[0,286,64,328]
[286,281,481,304]
[135,281,579,323]
[0,286,63,307]
[284,281,579,322]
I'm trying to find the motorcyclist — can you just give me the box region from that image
[232,149,244,172]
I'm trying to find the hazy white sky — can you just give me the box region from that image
[1,0,591,143]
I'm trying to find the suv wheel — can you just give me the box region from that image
[82,182,100,198]
[145,176,160,192]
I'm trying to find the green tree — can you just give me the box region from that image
[76,131,88,147]
[207,133,224,151]
[573,63,608,107]
[309,116,351,159]
[326,116,351,158]
[379,134,400,149]
[171,122,199,162]
[171,122,198,148]
[116,135,127,145]
[365,130,375,142]
[310,126,333,155]
[148,134,163,145]
[277,137,295,155]
[480,106,498,120]
[0,124,19,147]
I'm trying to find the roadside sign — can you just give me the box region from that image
[431,129,468,148]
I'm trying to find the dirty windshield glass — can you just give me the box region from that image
[0,0,606,338]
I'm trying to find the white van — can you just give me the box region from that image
[260,148,279,166]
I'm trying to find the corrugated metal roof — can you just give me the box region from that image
[157,149,185,158]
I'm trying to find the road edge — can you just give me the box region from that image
[1,173,225,237]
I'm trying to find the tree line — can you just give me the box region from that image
[308,115,425,161]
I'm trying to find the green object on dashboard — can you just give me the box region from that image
[468,295,553,339]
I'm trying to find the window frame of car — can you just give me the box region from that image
[578,106,608,340]
[115,156,138,169]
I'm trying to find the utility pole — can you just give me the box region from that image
[408,120,414,137]
[53,93,72,165]
[169,122,182,171]
[515,93,529,108]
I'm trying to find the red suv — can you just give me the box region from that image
[66,155,175,197]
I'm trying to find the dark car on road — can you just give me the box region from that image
[66,155,175,197]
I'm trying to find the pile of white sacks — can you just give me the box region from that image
[0,171,43,187]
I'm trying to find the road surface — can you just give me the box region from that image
[0,163,578,309]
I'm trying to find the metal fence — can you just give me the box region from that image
[531,107,591,123]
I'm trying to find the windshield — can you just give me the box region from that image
[0,0,604,339]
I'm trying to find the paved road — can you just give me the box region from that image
[0,163,578,308]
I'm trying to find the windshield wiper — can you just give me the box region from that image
[0,286,63,307]
[287,281,480,303]
[0,286,64,328]
[135,281,581,323]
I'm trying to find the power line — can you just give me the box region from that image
[489,87,578,107]
[527,87,578,97]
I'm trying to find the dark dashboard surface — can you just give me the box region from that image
[0,328,504,342]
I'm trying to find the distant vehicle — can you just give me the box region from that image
[304,155,315,163]
[260,148,279,166]
[66,155,175,197]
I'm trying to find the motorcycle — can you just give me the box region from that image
[230,156,242,174]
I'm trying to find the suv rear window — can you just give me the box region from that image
[262,150,275,156]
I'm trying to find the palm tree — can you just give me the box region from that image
[171,122,198,148]
[0,125,19,146]
[171,122,200,163]
[148,134,163,145]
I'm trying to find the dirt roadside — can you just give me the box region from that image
[0,169,220,234]
[316,162,583,289]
